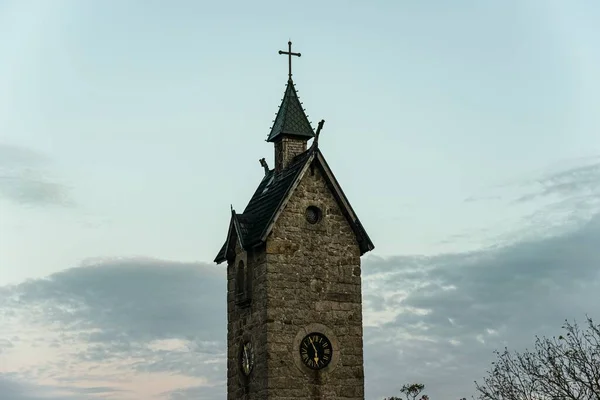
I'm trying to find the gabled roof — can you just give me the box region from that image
[241,150,312,245]
[214,209,246,263]
[214,146,374,264]
[214,150,310,263]
[266,79,315,142]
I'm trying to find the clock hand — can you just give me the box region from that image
[308,337,319,364]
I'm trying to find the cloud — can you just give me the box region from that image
[0,258,226,399]
[0,337,15,354]
[514,159,600,232]
[0,375,100,400]
[6,257,225,342]
[464,157,600,213]
[521,158,600,201]
[361,157,600,399]
[364,231,600,398]
[0,143,72,206]
[460,157,600,250]
[163,384,225,400]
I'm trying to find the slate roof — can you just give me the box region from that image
[215,241,227,263]
[266,79,315,142]
[214,149,312,263]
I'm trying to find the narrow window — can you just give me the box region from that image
[236,261,245,300]
[245,262,253,301]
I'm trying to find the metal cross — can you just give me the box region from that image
[278,41,301,80]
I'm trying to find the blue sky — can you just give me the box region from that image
[1,0,600,399]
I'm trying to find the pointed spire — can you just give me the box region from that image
[266,79,315,142]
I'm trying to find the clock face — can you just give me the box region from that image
[299,332,332,370]
[240,341,254,376]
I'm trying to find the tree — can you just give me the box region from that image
[384,383,429,400]
[476,316,600,400]
[383,382,467,400]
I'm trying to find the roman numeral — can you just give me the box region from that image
[324,348,331,355]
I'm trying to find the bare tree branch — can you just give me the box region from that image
[476,317,600,400]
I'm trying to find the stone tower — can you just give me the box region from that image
[214,42,374,400]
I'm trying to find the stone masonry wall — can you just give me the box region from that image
[264,159,365,399]
[227,238,269,399]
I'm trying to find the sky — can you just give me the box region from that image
[1,0,600,398]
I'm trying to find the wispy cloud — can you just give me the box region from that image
[524,161,600,200]
[460,156,600,248]
[465,156,600,208]
[0,143,72,207]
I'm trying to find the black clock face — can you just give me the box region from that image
[299,332,332,370]
[240,341,254,376]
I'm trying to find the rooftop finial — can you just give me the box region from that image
[278,40,301,81]
[259,158,270,175]
[313,120,325,148]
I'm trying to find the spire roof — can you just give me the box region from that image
[266,79,315,143]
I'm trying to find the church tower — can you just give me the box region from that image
[214,41,374,400]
